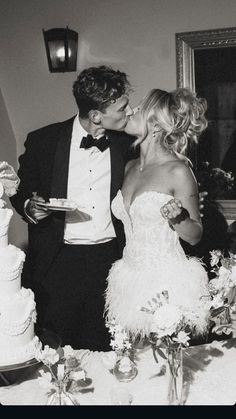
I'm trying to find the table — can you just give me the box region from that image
[0,338,236,405]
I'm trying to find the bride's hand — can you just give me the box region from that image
[160,198,183,221]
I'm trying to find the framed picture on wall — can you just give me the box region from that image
[176,27,236,220]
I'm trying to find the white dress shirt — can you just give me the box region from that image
[63,115,116,244]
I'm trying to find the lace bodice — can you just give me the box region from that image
[112,190,186,269]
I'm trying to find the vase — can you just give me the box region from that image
[113,353,138,382]
[166,346,183,405]
[46,382,80,405]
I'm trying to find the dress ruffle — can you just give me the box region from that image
[105,254,209,338]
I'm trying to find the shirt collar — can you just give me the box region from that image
[72,114,107,146]
[71,114,89,146]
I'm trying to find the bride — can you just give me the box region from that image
[105,87,210,340]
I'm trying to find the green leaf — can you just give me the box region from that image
[154,347,167,360]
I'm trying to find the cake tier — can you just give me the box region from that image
[0,288,36,334]
[0,207,13,247]
[0,335,42,366]
[0,287,41,366]
[0,245,25,298]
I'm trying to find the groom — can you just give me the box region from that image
[10,65,138,351]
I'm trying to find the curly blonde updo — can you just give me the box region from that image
[137,87,208,156]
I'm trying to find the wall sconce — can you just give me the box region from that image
[43,26,78,73]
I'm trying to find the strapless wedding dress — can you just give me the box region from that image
[105,190,209,338]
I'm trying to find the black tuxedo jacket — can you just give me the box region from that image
[10,116,138,283]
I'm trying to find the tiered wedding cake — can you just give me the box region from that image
[0,163,41,366]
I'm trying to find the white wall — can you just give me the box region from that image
[1,0,236,248]
[0,88,20,246]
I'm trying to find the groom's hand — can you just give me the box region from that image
[27,192,52,222]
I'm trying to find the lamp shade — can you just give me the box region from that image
[43,27,78,73]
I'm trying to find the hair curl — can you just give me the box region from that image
[72,65,131,118]
[135,87,208,157]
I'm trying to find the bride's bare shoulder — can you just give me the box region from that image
[166,160,197,191]
[165,159,192,175]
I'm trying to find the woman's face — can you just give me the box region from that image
[124,104,145,138]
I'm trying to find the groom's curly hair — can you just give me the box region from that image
[72,65,132,118]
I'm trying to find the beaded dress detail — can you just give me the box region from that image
[105,190,209,338]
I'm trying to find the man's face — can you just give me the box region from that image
[99,95,133,131]
[124,104,143,137]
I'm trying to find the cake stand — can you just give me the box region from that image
[0,328,61,386]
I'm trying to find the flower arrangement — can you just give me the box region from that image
[140,291,192,357]
[106,319,132,354]
[35,345,93,405]
[105,319,137,382]
[140,290,209,405]
[207,250,236,335]
[197,161,234,201]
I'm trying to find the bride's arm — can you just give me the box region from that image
[160,164,203,246]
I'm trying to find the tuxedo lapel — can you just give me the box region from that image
[109,135,125,202]
[50,117,75,198]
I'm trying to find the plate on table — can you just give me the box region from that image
[36,199,78,212]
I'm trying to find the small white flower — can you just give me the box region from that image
[211,293,225,309]
[124,341,132,350]
[69,370,86,381]
[63,345,75,358]
[36,345,60,365]
[38,371,53,389]
[210,250,222,267]
[151,304,182,337]
[172,331,190,346]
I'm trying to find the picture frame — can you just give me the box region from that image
[176,27,236,221]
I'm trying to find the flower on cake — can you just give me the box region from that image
[0,161,19,198]
[35,345,93,405]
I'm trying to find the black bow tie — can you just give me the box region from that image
[80,134,110,152]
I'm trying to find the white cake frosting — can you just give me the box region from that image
[0,196,41,366]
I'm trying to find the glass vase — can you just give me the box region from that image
[46,382,79,405]
[166,346,183,405]
[113,352,138,383]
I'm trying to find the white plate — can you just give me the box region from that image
[36,201,77,212]
[36,200,92,219]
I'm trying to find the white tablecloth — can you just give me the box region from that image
[0,338,236,406]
